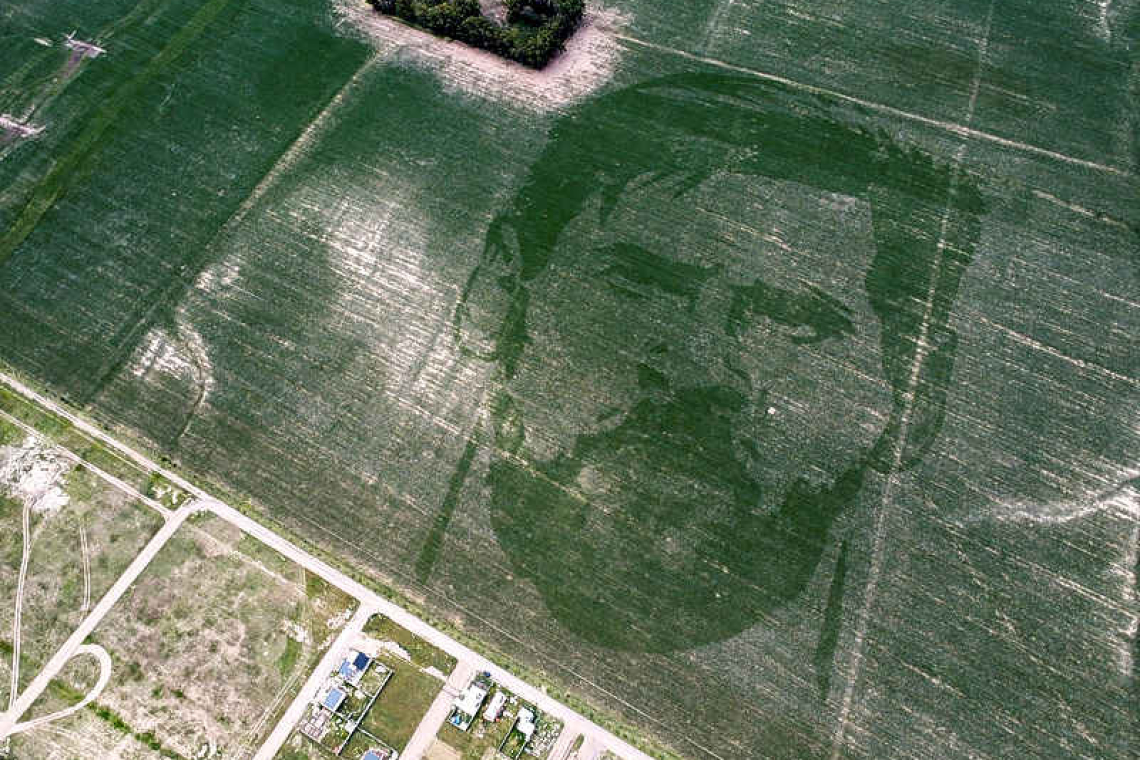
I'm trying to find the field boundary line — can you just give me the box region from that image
[611,32,1131,178]
[829,3,995,757]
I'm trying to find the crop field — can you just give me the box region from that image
[1,1,1138,759]
[9,513,358,759]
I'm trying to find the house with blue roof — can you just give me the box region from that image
[322,686,347,713]
[339,649,373,687]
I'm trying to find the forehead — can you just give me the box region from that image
[553,170,877,295]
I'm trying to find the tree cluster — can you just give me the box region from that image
[367,0,585,69]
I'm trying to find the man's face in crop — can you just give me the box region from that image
[487,166,894,652]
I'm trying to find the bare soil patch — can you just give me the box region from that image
[332,1,627,111]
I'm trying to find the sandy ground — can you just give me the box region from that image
[331,1,627,112]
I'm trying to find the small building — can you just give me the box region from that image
[448,682,489,731]
[483,691,507,722]
[362,748,397,760]
[299,703,332,741]
[322,686,347,713]
[516,708,536,740]
[339,650,373,687]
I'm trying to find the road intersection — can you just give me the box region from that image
[0,371,652,760]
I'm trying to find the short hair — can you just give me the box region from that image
[456,73,985,471]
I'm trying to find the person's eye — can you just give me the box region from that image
[592,243,718,305]
[726,281,854,343]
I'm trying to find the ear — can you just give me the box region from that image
[865,173,981,474]
[453,215,529,375]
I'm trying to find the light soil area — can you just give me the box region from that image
[427,737,463,760]
[34,513,360,760]
[331,1,628,111]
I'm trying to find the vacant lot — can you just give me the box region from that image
[1,1,1137,759]
[12,512,356,759]
[0,429,163,707]
[357,652,440,752]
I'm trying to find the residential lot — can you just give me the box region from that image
[276,612,456,760]
[435,673,563,760]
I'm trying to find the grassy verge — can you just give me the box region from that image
[364,614,457,675]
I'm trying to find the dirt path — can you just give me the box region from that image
[0,407,170,518]
[78,521,91,615]
[0,504,192,740]
[8,499,31,712]
[3,643,111,737]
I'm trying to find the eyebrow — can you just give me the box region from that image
[726,279,855,343]
[595,242,721,308]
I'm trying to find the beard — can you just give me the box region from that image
[489,385,869,652]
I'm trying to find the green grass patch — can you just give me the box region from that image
[0,387,71,438]
[364,614,457,675]
[359,658,441,751]
[278,636,302,679]
[0,416,23,445]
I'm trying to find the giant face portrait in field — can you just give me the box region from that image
[456,74,983,653]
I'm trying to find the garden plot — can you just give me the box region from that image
[277,613,454,759]
[12,512,357,760]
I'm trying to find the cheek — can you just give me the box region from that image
[509,273,648,460]
[735,318,891,482]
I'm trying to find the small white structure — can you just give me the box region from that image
[454,683,488,716]
[64,31,106,58]
[483,691,507,722]
[0,114,45,139]
[448,681,489,731]
[516,707,536,740]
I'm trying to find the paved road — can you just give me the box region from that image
[253,604,376,760]
[401,660,476,760]
[0,372,656,760]
[0,504,191,740]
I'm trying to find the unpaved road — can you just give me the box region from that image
[252,604,376,760]
[4,643,112,737]
[0,372,656,760]
[0,504,191,740]
[400,660,476,760]
[8,499,31,712]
